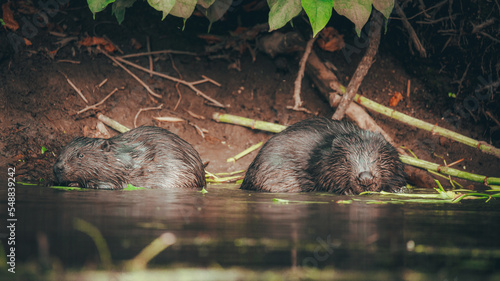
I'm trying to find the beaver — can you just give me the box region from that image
[240,118,406,194]
[53,126,206,190]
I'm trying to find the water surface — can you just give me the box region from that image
[1,181,500,280]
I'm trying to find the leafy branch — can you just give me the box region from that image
[87,0,396,36]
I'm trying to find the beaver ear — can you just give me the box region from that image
[100,140,112,152]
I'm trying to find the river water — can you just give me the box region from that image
[1,181,500,280]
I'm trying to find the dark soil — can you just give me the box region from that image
[1,0,498,190]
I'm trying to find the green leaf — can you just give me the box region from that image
[124,183,146,190]
[87,0,116,18]
[197,0,232,25]
[197,0,216,9]
[373,0,394,20]
[41,146,47,154]
[0,19,5,26]
[334,0,372,37]
[170,0,197,18]
[302,0,334,38]
[148,0,176,20]
[112,0,136,24]
[267,0,302,32]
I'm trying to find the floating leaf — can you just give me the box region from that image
[170,0,197,19]
[302,0,333,38]
[112,0,137,24]
[334,0,372,37]
[87,0,116,18]
[267,0,302,32]
[148,0,176,20]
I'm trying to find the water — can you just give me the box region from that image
[1,181,500,280]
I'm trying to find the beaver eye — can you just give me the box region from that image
[77,153,84,159]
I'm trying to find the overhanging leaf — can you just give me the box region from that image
[373,0,394,20]
[148,0,176,20]
[267,0,302,32]
[334,0,372,37]
[197,0,232,24]
[170,0,197,18]
[87,0,116,18]
[197,0,216,9]
[112,0,137,24]
[301,0,333,38]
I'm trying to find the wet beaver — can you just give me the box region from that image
[53,126,206,190]
[240,118,406,194]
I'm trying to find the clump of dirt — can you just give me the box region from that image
[0,0,498,190]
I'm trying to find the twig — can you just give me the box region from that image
[453,62,470,96]
[98,78,108,88]
[59,71,89,104]
[486,111,500,127]
[471,18,495,34]
[56,60,80,64]
[212,113,287,133]
[169,53,183,111]
[186,110,206,120]
[189,122,206,139]
[475,79,500,93]
[153,116,185,123]
[394,2,427,58]
[77,88,119,114]
[99,49,162,99]
[97,113,130,133]
[416,14,457,25]
[119,50,197,59]
[332,10,384,120]
[200,75,221,87]
[479,31,500,44]
[286,35,316,113]
[102,35,124,54]
[404,0,447,20]
[114,56,225,108]
[146,36,153,78]
[134,104,164,128]
[305,51,395,145]
[406,79,411,98]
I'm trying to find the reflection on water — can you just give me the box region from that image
[1,181,500,279]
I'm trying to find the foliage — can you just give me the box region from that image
[86,0,395,36]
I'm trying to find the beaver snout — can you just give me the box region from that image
[356,171,375,188]
[53,161,65,182]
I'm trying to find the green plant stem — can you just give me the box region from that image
[354,94,500,158]
[125,232,176,271]
[227,142,263,163]
[73,218,113,270]
[401,155,500,185]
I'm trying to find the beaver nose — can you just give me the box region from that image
[357,171,374,187]
[53,161,65,177]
